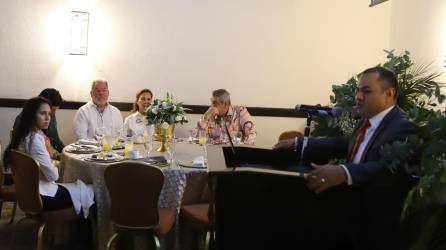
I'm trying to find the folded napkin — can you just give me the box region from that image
[78,139,100,146]
[192,156,205,167]
[59,180,95,218]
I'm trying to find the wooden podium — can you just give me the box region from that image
[207,145,361,250]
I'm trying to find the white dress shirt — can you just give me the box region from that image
[73,101,123,139]
[123,112,148,136]
[342,105,395,185]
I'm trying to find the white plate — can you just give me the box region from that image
[177,160,207,169]
[85,153,124,163]
[66,145,100,154]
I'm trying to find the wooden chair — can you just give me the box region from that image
[104,162,176,250]
[9,150,94,250]
[0,138,17,224]
[278,130,303,141]
[180,204,211,250]
[180,175,215,250]
[0,167,17,224]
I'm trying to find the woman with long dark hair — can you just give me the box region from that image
[123,89,153,137]
[4,97,94,212]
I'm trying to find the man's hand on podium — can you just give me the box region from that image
[306,163,347,193]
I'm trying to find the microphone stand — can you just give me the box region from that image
[299,113,312,166]
[224,118,240,170]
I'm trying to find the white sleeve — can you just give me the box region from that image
[340,164,353,185]
[30,134,59,182]
[73,109,89,140]
[116,108,124,130]
[123,116,131,137]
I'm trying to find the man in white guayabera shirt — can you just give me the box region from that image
[73,79,123,140]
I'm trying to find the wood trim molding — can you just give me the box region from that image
[0,98,307,118]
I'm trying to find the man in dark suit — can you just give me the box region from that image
[274,66,417,250]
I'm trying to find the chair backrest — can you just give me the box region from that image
[105,162,164,229]
[0,138,3,186]
[9,129,15,143]
[0,167,4,186]
[0,140,3,185]
[278,130,303,141]
[10,150,43,215]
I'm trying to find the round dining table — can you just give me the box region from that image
[60,139,210,250]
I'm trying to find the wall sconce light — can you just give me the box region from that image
[369,0,389,7]
[69,11,89,55]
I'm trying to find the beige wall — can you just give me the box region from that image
[390,0,446,83]
[0,0,394,150]
[0,0,390,106]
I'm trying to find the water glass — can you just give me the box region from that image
[188,128,197,143]
[135,134,145,144]
[144,140,153,158]
[198,129,207,146]
[103,135,115,152]
[95,127,105,141]
[168,138,177,168]
[198,129,208,165]
[235,131,243,144]
[124,137,134,157]
[145,125,155,139]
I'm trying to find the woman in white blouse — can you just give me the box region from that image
[123,89,153,137]
[4,97,94,213]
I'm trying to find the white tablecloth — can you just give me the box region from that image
[60,140,208,250]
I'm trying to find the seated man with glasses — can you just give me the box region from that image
[197,89,256,144]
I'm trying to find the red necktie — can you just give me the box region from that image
[348,118,371,163]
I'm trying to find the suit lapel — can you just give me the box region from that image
[359,106,399,163]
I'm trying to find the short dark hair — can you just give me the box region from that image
[39,88,63,106]
[361,66,398,99]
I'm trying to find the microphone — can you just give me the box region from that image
[295,105,343,117]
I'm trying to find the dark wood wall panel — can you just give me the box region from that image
[0,98,307,118]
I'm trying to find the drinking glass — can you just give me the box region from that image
[198,129,207,146]
[145,124,155,139]
[115,128,124,145]
[235,131,243,144]
[188,128,197,143]
[135,133,145,144]
[144,138,153,158]
[168,137,177,168]
[198,129,208,165]
[95,127,105,142]
[124,137,134,157]
[103,135,115,152]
